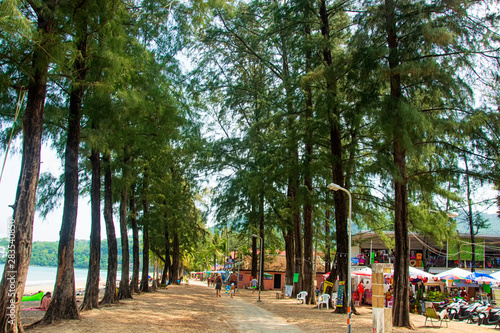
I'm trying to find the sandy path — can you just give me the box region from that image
[21,280,499,332]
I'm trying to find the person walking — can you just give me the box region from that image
[228,271,238,295]
[230,282,235,298]
[251,276,258,293]
[215,274,222,297]
[358,281,365,305]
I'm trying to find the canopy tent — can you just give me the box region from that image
[466,272,496,280]
[435,267,471,280]
[408,267,435,279]
[352,267,372,276]
[324,266,435,279]
[465,272,499,285]
[490,271,500,280]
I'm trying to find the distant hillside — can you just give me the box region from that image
[456,213,500,235]
[0,238,139,269]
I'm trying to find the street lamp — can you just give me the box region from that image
[327,183,352,333]
[252,234,263,302]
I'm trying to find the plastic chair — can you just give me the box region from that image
[296,291,308,304]
[318,294,331,310]
[331,292,338,307]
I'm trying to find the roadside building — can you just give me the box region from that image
[352,232,500,270]
[237,252,326,291]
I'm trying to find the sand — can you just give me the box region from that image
[19,280,500,332]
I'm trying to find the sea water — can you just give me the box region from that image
[0,264,113,290]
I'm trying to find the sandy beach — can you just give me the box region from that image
[24,282,91,295]
[17,280,500,332]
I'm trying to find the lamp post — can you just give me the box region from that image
[328,183,352,333]
[252,234,263,302]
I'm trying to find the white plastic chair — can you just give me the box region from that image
[296,291,308,304]
[318,293,331,310]
[331,292,338,307]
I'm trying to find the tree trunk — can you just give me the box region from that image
[302,10,315,303]
[163,228,172,285]
[283,228,295,287]
[251,235,258,279]
[42,34,88,323]
[325,253,339,307]
[324,208,331,273]
[0,3,53,331]
[329,114,349,315]
[100,154,118,305]
[291,171,302,296]
[118,152,132,299]
[259,194,265,291]
[251,202,258,279]
[130,185,140,294]
[161,262,168,286]
[393,141,410,326]
[80,148,101,311]
[385,0,411,326]
[464,153,475,272]
[171,233,180,284]
[275,2,296,291]
[327,97,349,315]
[318,0,349,313]
[140,225,150,292]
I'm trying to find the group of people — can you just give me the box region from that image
[213,272,238,298]
[212,272,259,298]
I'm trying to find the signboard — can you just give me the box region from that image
[337,281,345,307]
[493,288,500,305]
[293,273,299,283]
[323,280,334,294]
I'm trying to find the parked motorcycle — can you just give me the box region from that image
[449,300,483,321]
[447,298,467,320]
[467,301,490,323]
[435,299,450,312]
[478,307,500,326]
